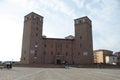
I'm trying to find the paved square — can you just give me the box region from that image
[0,67,120,80]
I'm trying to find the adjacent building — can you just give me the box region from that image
[114,52,120,65]
[105,55,118,65]
[93,49,118,65]
[93,49,113,64]
[21,12,93,65]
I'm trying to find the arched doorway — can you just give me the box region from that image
[56,59,61,64]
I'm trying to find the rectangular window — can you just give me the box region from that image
[24,57,25,60]
[80,36,82,39]
[44,44,46,47]
[35,50,37,53]
[36,27,38,30]
[34,53,37,56]
[43,51,46,55]
[80,44,82,47]
[39,17,42,21]
[37,21,38,24]
[51,52,53,55]
[36,33,38,36]
[66,52,68,56]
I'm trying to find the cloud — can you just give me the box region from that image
[93,20,120,52]
[38,0,77,18]
[86,0,119,21]
[84,0,120,52]
[4,0,40,13]
[72,0,85,9]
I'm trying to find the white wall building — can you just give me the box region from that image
[105,56,118,65]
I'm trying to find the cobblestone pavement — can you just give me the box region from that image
[0,67,120,80]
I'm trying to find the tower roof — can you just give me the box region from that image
[75,16,91,23]
[25,12,43,18]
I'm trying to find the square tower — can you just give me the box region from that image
[21,12,43,64]
[73,16,93,64]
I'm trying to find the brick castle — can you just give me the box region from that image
[21,12,93,65]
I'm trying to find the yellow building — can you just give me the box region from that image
[93,49,113,64]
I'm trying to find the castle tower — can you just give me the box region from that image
[21,12,43,64]
[73,16,93,64]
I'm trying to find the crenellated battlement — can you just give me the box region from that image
[75,16,91,25]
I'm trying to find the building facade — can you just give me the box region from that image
[93,49,113,64]
[21,12,93,65]
[114,52,120,65]
[105,55,118,65]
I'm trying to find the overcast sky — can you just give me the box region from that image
[0,0,120,61]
